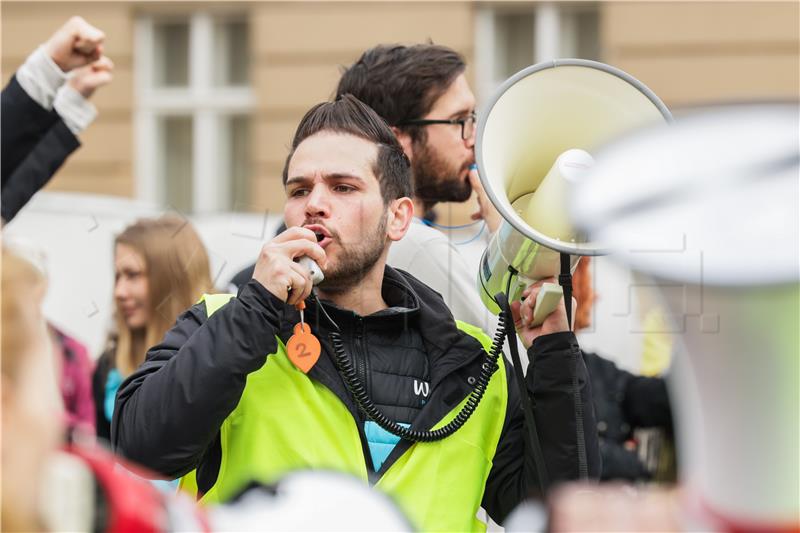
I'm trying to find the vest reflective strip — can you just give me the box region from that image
[181,294,507,532]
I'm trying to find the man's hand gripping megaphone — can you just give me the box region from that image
[510,277,576,348]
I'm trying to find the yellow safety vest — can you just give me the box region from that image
[181,293,508,532]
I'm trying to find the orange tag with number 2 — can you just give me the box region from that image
[287,323,321,373]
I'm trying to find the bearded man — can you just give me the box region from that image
[112,95,599,531]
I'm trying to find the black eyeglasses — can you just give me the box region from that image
[396,112,477,141]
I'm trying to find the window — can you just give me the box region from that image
[475,3,601,98]
[213,19,249,87]
[135,12,254,213]
[560,8,601,61]
[153,21,189,87]
[494,12,535,81]
[159,115,193,213]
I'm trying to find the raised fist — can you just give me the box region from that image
[67,56,114,98]
[43,16,105,72]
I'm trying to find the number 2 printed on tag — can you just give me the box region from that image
[287,323,321,373]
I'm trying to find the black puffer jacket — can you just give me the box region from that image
[112,267,599,524]
[583,351,672,481]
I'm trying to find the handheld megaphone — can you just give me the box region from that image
[475,59,671,323]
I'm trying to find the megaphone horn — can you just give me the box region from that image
[475,59,672,321]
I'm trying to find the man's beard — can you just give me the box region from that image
[412,139,472,206]
[316,213,387,294]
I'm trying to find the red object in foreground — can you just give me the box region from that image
[68,444,209,533]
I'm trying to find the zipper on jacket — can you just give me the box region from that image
[358,319,370,401]
[354,317,368,401]
[351,316,376,476]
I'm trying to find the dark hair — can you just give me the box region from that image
[336,44,466,138]
[281,94,412,203]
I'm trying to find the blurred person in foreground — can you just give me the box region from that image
[1,16,113,223]
[2,244,216,532]
[92,215,214,442]
[336,44,501,334]
[112,95,599,531]
[1,247,62,531]
[3,238,97,436]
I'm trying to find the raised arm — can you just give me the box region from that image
[482,280,601,523]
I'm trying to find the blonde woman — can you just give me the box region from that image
[92,215,213,441]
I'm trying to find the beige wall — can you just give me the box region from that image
[1,1,475,217]
[2,1,798,218]
[601,1,800,108]
[250,1,474,215]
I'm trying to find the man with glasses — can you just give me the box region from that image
[337,44,500,334]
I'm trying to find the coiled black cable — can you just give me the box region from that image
[325,307,508,443]
[311,269,552,491]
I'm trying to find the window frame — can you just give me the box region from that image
[474,2,601,101]
[134,11,255,213]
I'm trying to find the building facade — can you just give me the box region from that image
[3,1,798,218]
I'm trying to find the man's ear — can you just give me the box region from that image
[391,126,414,161]
[386,197,414,242]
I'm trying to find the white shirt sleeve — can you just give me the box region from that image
[53,84,97,135]
[15,46,68,111]
[388,223,498,335]
[388,222,530,368]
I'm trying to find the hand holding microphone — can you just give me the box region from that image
[252,227,327,306]
[254,228,326,374]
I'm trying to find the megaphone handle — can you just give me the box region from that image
[531,283,564,327]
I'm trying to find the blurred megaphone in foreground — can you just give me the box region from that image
[571,103,799,529]
[475,59,671,322]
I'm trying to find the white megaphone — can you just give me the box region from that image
[475,59,671,323]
